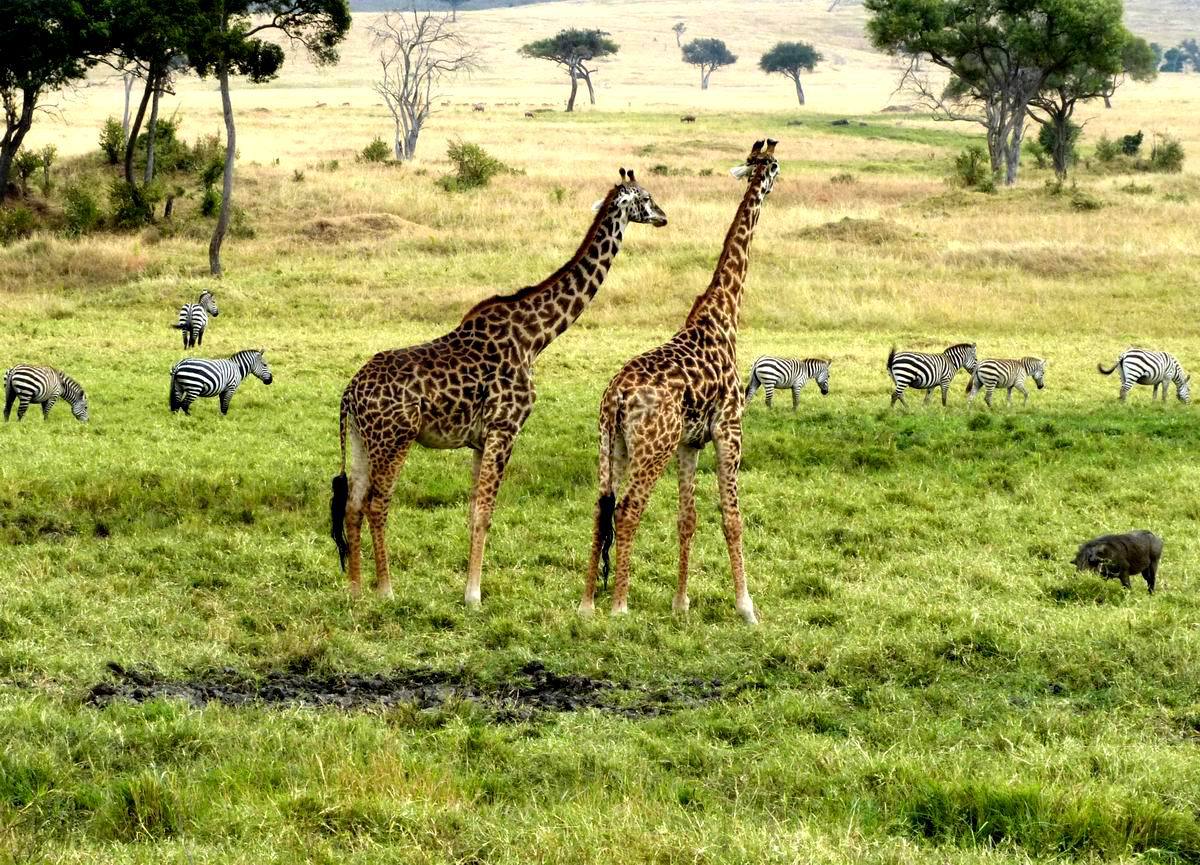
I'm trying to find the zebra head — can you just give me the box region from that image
[595,168,668,227]
[1025,357,1047,390]
[60,373,88,422]
[730,139,780,197]
[200,290,219,317]
[810,359,831,395]
[1178,373,1191,404]
[947,342,977,373]
[234,349,273,385]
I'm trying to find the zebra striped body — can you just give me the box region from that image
[1098,348,1190,403]
[887,342,976,407]
[172,291,219,349]
[967,357,1047,407]
[4,365,89,422]
[169,349,272,415]
[745,356,831,409]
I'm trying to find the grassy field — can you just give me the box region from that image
[5,3,1200,862]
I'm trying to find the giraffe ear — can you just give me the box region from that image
[592,199,605,212]
[729,164,751,179]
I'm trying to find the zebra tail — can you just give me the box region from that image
[1097,361,1118,376]
[745,370,759,400]
[887,345,897,372]
[168,371,180,411]
[169,322,186,329]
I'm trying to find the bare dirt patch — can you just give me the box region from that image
[87,661,728,721]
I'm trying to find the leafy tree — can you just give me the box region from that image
[439,0,465,21]
[1161,46,1186,72]
[1028,32,1157,178]
[672,22,686,47]
[866,0,1131,186]
[682,38,737,90]
[759,41,823,105]
[519,29,618,112]
[1,0,108,199]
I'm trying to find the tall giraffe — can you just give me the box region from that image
[332,169,668,605]
[580,139,780,624]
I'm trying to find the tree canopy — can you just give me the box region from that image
[681,37,737,90]
[759,41,823,105]
[519,29,618,111]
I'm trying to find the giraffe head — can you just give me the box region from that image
[729,139,780,196]
[597,168,668,226]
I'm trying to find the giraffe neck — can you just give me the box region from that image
[682,171,768,346]
[460,191,630,362]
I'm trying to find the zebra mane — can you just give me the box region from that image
[57,370,85,401]
[230,349,262,372]
[945,343,974,353]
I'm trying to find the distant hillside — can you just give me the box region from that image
[349,0,562,9]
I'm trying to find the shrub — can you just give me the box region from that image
[63,185,102,237]
[952,145,995,191]
[1148,135,1185,173]
[13,150,41,197]
[437,139,512,192]
[1094,134,1120,163]
[100,117,126,165]
[831,172,856,184]
[1070,188,1103,211]
[292,169,305,183]
[0,206,36,245]
[38,145,56,196]
[200,186,221,217]
[1120,130,1144,155]
[108,179,160,229]
[1037,121,1080,172]
[360,137,391,163]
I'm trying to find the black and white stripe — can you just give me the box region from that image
[1098,348,1190,403]
[169,349,273,415]
[172,291,220,349]
[745,356,831,409]
[4,365,89,422]
[967,357,1047,407]
[887,342,976,407]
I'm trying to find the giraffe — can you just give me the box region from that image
[580,139,780,624]
[331,169,668,605]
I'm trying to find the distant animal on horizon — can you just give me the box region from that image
[967,356,1047,407]
[680,114,696,123]
[524,111,534,118]
[4,365,89,422]
[1098,348,1190,404]
[169,349,272,415]
[886,342,976,407]
[1074,530,1162,594]
[745,356,830,409]
[473,103,485,112]
[172,291,219,350]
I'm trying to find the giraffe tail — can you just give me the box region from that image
[330,395,350,571]
[594,392,621,590]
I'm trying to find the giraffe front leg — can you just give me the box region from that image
[673,445,700,614]
[364,439,412,600]
[712,422,756,624]
[464,430,516,610]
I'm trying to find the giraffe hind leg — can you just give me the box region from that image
[673,445,700,614]
[611,422,677,616]
[465,430,517,609]
[363,436,414,600]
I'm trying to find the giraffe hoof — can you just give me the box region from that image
[738,602,758,625]
[577,601,595,617]
[464,590,482,610]
[672,596,690,614]
[376,585,394,600]
[610,604,629,617]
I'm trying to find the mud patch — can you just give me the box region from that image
[87,661,728,721]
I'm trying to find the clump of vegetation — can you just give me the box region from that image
[63,185,102,237]
[1070,188,1103,211]
[830,172,856,184]
[1036,120,1080,175]
[199,155,224,218]
[108,178,161,229]
[648,164,693,177]
[38,145,57,196]
[100,117,126,165]
[13,149,41,198]
[1094,134,1121,163]
[951,145,996,192]
[0,206,36,245]
[292,169,305,183]
[359,137,391,163]
[1121,130,1144,155]
[1149,134,1185,173]
[437,140,513,192]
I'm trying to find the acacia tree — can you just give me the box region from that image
[682,38,737,90]
[189,0,350,276]
[759,41,822,105]
[866,0,1129,186]
[1,0,107,199]
[672,22,686,47]
[438,0,465,21]
[1029,34,1156,178]
[371,11,480,161]
[519,29,618,112]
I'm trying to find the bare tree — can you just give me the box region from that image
[371,11,479,162]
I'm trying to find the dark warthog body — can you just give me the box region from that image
[1073,530,1162,594]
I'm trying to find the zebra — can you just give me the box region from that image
[4,365,89,422]
[169,349,273,415]
[745,356,831,409]
[886,342,976,407]
[1098,348,1190,403]
[967,357,1047,407]
[172,291,219,349]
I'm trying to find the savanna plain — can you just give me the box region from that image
[4,1,1200,862]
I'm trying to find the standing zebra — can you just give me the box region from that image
[886,342,976,407]
[172,291,220,349]
[745,356,831,409]
[4,365,89,422]
[169,349,272,415]
[967,357,1047,407]
[1098,348,1190,403]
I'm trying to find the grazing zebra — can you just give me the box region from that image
[1098,348,1191,403]
[172,291,219,349]
[745,356,831,409]
[967,357,1048,407]
[4,365,89,422]
[886,342,976,407]
[169,349,273,415]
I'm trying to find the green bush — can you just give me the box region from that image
[1037,121,1080,172]
[13,149,41,197]
[1120,130,1144,155]
[437,139,512,192]
[0,206,36,245]
[39,145,56,196]
[830,172,856,185]
[100,117,126,165]
[63,185,102,237]
[1070,188,1103,211]
[108,179,160,229]
[951,145,995,192]
[1094,134,1121,163]
[200,186,221,217]
[360,137,391,163]
[1149,135,1185,173]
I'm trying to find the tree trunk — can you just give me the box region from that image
[0,88,36,200]
[404,124,420,161]
[701,67,710,90]
[393,118,404,160]
[1103,94,1112,109]
[122,73,135,138]
[124,70,155,188]
[583,70,596,105]
[143,85,160,185]
[566,65,578,112]
[210,63,235,277]
[794,75,806,106]
[1050,114,1070,179]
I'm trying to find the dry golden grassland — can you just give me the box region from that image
[4,2,1200,862]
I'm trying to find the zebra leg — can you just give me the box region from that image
[180,394,195,415]
[41,396,57,419]
[219,387,236,415]
[1016,382,1029,405]
[763,383,775,408]
[792,385,802,411]
[1152,382,1159,399]
[744,373,759,404]
[985,386,995,408]
[712,421,756,625]
[182,330,189,350]
[941,383,951,407]
[1119,382,1131,402]
[673,444,700,614]
[464,430,516,609]
[196,326,204,348]
[1006,387,1013,406]
[924,388,934,405]
[16,397,31,421]
[967,378,978,407]
[891,386,907,408]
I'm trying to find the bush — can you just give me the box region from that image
[108,179,160,229]
[13,150,41,197]
[1037,121,1080,172]
[1149,135,1185,173]
[951,145,995,191]
[200,186,221,218]
[830,172,856,185]
[100,117,125,165]
[1070,188,1103,211]
[63,185,102,237]
[1120,130,1144,156]
[1094,134,1120,163]
[39,145,56,196]
[0,206,36,245]
[360,137,391,163]
[437,139,512,192]
[292,170,305,183]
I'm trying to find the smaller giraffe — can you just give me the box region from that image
[580,139,780,624]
